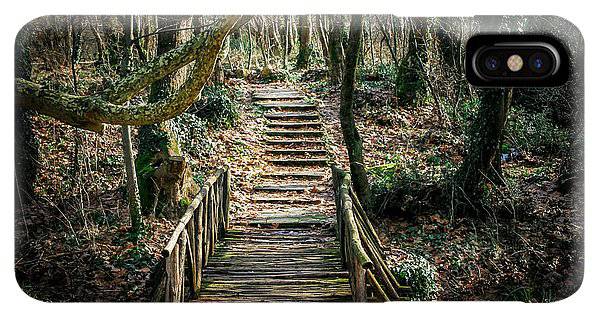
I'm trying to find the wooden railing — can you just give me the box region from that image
[331,165,410,302]
[151,166,231,302]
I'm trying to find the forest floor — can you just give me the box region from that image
[302,77,584,302]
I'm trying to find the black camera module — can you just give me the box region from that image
[466,35,567,87]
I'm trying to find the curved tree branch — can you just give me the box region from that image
[16,16,241,133]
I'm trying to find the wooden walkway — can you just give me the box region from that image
[196,87,352,302]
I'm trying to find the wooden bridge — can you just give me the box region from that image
[151,87,408,302]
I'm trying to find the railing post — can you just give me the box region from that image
[195,199,204,293]
[223,167,231,230]
[187,217,197,297]
[352,256,367,302]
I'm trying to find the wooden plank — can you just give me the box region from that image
[169,244,179,302]
[269,158,328,166]
[253,184,313,192]
[253,92,305,100]
[266,149,327,156]
[239,219,331,228]
[265,139,325,146]
[261,171,325,179]
[208,186,216,257]
[265,130,323,137]
[264,112,319,120]
[202,270,349,278]
[251,197,323,205]
[223,169,231,230]
[202,189,210,266]
[195,201,204,293]
[186,218,197,297]
[266,122,323,129]
[258,103,317,111]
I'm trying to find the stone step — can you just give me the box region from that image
[264,112,320,121]
[266,122,323,129]
[265,130,323,138]
[269,159,328,166]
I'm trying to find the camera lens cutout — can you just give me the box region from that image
[484,55,500,71]
[529,52,551,74]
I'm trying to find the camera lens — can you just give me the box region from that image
[529,52,551,74]
[484,55,500,71]
[532,57,544,70]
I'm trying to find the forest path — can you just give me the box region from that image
[196,86,351,302]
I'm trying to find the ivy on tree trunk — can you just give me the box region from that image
[327,16,345,85]
[339,15,371,210]
[455,88,513,215]
[295,15,312,70]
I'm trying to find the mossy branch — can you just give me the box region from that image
[15,16,241,133]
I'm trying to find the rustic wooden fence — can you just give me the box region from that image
[331,165,410,302]
[152,166,231,302]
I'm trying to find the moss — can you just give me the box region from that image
[179,197,191,209]
[135,125,171,215]
[135,151,156,215]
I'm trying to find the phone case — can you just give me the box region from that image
[14,15,584,302]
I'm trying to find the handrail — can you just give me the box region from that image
[152,165,231,302]
[331,164,410,302]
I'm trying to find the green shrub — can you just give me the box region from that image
[189,84,240,128]
[357,64,398,86]
[368,152,447,216]
[505,108,569,155]
[170,114,214,158]
[390,251,440,300]
[357,62,424,107]
[445,98,480,135]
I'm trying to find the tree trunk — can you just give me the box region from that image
[283,16,290,69]
[212,36,229,84]
[137,16,198,220]
[377,16,396,62]
[340,15,371,210]
[15,25,39,206]
[90,17,108,66]
[367,19,375,66]
[315,15,330,66]
[69,16,83,93]
[396,18,425,107]
[327,16,345,85]
[454,88,513,214]
[119,15,143,232]
[122,124,143,230]
[270,17,282,58]
[247,22,253,70]
[295,15,312,70]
